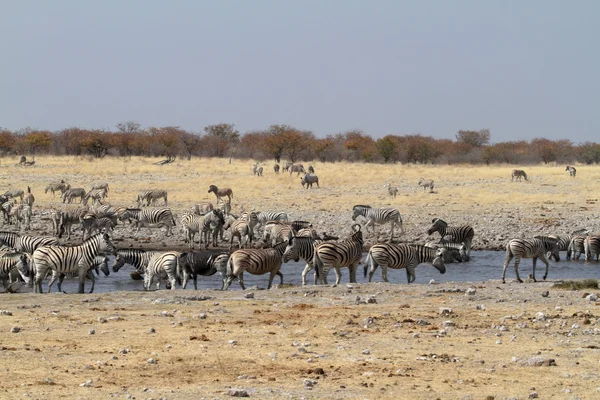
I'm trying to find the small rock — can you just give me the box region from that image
[149,327,156,333]
[160,311,173,317]
[416,319,430,326]
[535,312,547,321]
[362,349,371,355]
[118,348,129,355]
[10,327,20,333]
[541,291,549,298]
[442,320,456,327]
[147,358,157,364]
[367,296,377,304]
[244,293,255,299]
[79,380,93,387]
[429,279,437,285]
[198,313,207,319]
[440,308,453,316]
[228,340,238,345]
[586,294,598,301]
[97,317,107,323]
[0,310,13,316]
[227,388,249,397]
[529,392,539,398]
[88,329,95,335]
[465,288,476,296]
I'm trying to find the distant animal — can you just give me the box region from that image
[90,182,109,194]
[386,183,398,198]
[252,163,263,176]
[418,178,434,192]
[308,165,315,174]
[190,202,213,215]
[289,164,305,176]
[351,205,403,240]
[19,156,27,165]
[208,185,233,203]
[3,189,24,202]
[62,188,86,204]
[273,164,280,174]
[83,188,107,206]
[45,181,70,197]
[136,190,168,207]
[23,186,35,207]
[511,169,528,182]
[565,166,576,177]
[282,162,293,173]
[300,173,319,189]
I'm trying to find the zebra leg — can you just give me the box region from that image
[167,272,177,290]
[301,263,312,286]
[47,271,59,293]
[267,271,276,289]
[87,269,96,293]
[540,255,550,281]
[369,260,380,283]
[333,267,342,285]
[531,257,538,282]
[349,263,358,283]
[238,272,246,290]
[513,256,523,283]
[144,272,153,291]
[78,267,87,294]
[502,252,514,284]
[56,273,65,293]
[406,267,416,284]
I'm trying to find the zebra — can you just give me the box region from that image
[112,249,161,277]
[223,241,287,290]
[424,242,468,262]
[33,232,117,293]
[9,204,28,231]
[308,165,315,174]
[386,183,398,198]
[583,235,600,261]
[0,252,30,289]
[418,178,434,192]
[289,164,305,176]
[313,224,363,285]
[180,212,205,248]
[568,235,587,260]
[23,186,34,207]
[351,205,403,240]
[81,213,115,240]
[136,190,168,207]
[216,198,231,217]
[300,173,319,189]
[130,208,177,236]
[144,251,182,291]
[83,188,107,206]
[1,195,11,224]
[501,237,559,283]
[252,163,263,176]
[191,202,213,215]
[54,256,110,294]
[223,215,253,249]
[90,182,109,194]
[364,244,447,283]
[62,188,86,204]
[565,166,576,177]
[263,222,296,247]
[178,250,230,290]
[201,209,225,248]
[273,164,280,174]
[45,181,70,197]
[255,211,289,232]
[511,169,528,182]
[282,236,325,285]
[57,207,89,239]
[534,229,588,261]
[0,231,59,254]
[241,211,259,233]
[427,218,475,256]
[297,227,319,239]
[208,185,233,203]
[282,161,293,172]
[4,189,24,202]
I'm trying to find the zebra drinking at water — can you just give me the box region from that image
[54,256,109,293]
[0,252,30,289]
[424,242,468,263]
[33,232,116,293]
[583,235,600,261]
[313,224,363,285]
[501,237,559,283]
[62,188,87,204]
[112,248,161,282]
[223,241,287,290]
[418,178,434,192]
[136,190,168,207]
[130,207,177,236]
[178,250,230,290]
[427,218,475,256]
[45,181,70,197]
[144,251,182,290]
[364,244,446,283]
[511,169,528,182]
[351,205,403,240]
[208,185,233,203]
[565,166,577,177]
[534,229,588,261]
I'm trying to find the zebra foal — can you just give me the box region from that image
[313,224,363,285]
[223,241,287,290]
[427,218,475,256]
[33,233,116,293]
[502,237,559,283]
[364,244,446,283]
[208,185,233,203]
[351,205,403,240]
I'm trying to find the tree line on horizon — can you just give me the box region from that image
[1,122,599,165]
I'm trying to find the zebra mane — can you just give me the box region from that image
[353,204,371,209]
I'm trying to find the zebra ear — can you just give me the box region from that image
[432,218,437,223]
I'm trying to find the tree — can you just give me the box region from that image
[282,129,315,163]
[180,132,202,160]
[577,142,600,164]
[376,135,399,163]
[116,121,142,134]
[403,135,441,164]
[456,129,491,148]
[0,129,14,153]
[343,130,377,161]
[530,138,559,164]
[204,123,240,158]
[80,130,110,158]
[264,124,294,163]
[24,131,53,154]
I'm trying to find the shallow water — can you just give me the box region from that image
[52,250,599,293]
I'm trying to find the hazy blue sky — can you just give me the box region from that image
[1,1,598,142]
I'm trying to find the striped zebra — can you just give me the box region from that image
[112,249,161,276]
[54,256,109,293]
[255,211,289,232]
[62,188,86,204]
[90,182,109,194]
[241,211,259,233]
[584,235,600,261]
[427,218,475,256]
[511,169,528,182]
[297,227,319,239]
[136,190,168,207]
[191,202,213,215]
[0,231,59,254]
[45,181,70,197]
[33,233,117,293]
[424,242,468,263]
[201,209,225,248]
[0,252,30,289]
[263,223,295,247]
[565,166,576,177]
[4,189,24,202]
[282,236,325,285]
[208,185,233,203]
[216,198,231,217]
[282,162,293,172]
[81,214,115,240]
[178,250,230,290]
[534,229,588,261]
[223,241,287,290]
[180,212,205,248]
[313,224,363,285]
[364,244,446,283]
[501,237,559,283]
[417,178,434,192]
[144,251,182,290]
[386,183,398,198]
[223,215,253,249]
[130,208,177,236]
[351,205,403,240]
[568,235,587,260]
[83,188,107,206]
[57,207,89,239]
[9,203,30,231]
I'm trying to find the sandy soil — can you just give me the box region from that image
[1,280,599,399]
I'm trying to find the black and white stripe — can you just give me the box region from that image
[223,215,254,249]
[83,188,108,206]
[584,235,600,261]
[0,252,30,288]
[33,233,116,293]
[45,181,70,197]
[62,188,87,204]
[282,236,324,285]
[565,166,576,177]
[57,207,89,239]
[136,190,168,207]
[502,237,559,283]
[131,207,177,236]
[180,213,205,248]
[144,251,182,290]
[255,211,289,230]
[112,249,160,274]
[313,224,363,285]
[54,256,110,293]
[223,241,287,290]
[427,218,475,256]
[568,235,587,260]
[364,244,446,283]
[201,209,225,248]
[351,205,403,240]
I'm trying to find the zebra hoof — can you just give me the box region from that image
[517,279,523,283]
[543,275,547,280]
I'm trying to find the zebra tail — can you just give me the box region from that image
[363,251,372,278]
[313,252,321,279]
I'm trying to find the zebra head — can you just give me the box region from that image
[282,236,301,263]
[432,248,446,274]
[208,185,218,194]
[16,253,30,284]
[459,245,470,262]
[427,218,447,235]
[99,256,110,276]
[351,205,371,221]
[97,232,117,256]
[112,253,126,272]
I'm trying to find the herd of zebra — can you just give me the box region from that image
[0,172,598,293]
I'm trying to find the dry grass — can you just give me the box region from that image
[552,279,599,290]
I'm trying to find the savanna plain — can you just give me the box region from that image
[1,156,599,399]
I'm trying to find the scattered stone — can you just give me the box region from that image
[198,313,207,319]
[304,378,318,388]
[362,349,371,355]
[416,319,430,326]
[529,392,539,398]
[442,321,456,327]
[0,310,13,316]
[440,308,453,316]
[10,327,20,333]
[476,305,486,310]
[244,293,255,299]
[228,340,238,345]
[367,296,377,304]
[429,279,437,285]
[160,311,173,317]
[535,312,547,321]
[541,291,549,298]
[118,348,129,355]
[88,329,95,335]
[149,327,156,333]
[97,317,107,323]
[465,288,476,296]
[147,358,157,364]
[586,294,598,302]
[79,380,93,387]
[227,388,249,397]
